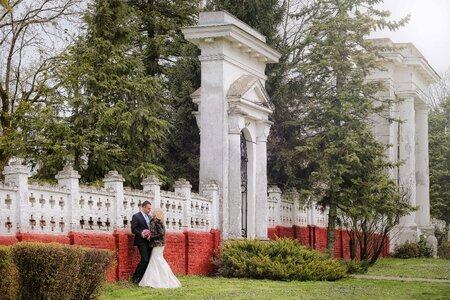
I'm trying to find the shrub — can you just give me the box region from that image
[437,242,450,260]
[73,248,115,300]
[12,242,83,300]
[0,246,18,300]
[392,241,420,258]
[340,259,368,274]
[417,235,433,258]
[212,238,346,281]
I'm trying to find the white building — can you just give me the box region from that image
[369,38,439,248]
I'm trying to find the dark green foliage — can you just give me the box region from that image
[0,246,18,300]
[437,242,450,260]
[12,243,83,300]
[129,0,202,188]
[212,238,346,281]
[429,97,450,225]
[340,259,368,274]
[392,242,420,259]
[73,248,116,300]
[417,235,433,258]
[10,243,114,300]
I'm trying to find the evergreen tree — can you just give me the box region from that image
[129,0,202,188]
[22,0,171,187]
[429,96,450,225]
[269,0,408,254]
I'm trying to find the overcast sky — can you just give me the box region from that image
[370,0,450,74]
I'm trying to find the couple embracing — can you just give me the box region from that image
[131,200,181,288]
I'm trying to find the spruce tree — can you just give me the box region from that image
[26,0,171,186]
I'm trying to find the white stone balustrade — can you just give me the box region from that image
[267,187,329,228]
[0,164,218,234]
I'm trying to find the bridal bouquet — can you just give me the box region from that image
[142,229,151,240]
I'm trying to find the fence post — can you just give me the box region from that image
[174,178,192,230]
[3,161,29,232]
[103,171,125,229]
[141,176,161,209]
[55,165,81,231]
[201,181,218,230]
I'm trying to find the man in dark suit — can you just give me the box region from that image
[131,200,152,284]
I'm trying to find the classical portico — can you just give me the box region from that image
[369,39,439,247]
[182,11,280,239]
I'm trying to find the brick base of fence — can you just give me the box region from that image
[0,226,389,282]
[268,225,390,259]
[0,229,221,281]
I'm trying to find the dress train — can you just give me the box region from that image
[139,246,181,288]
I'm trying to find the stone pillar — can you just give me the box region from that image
[267,186,281,227]
[227,117,242,238]
[201,181,219,230]
[174,178,192,230]
[395,96,419,244]
[246,132,256,239]
[398,97,418,226]
[103,171,125,229]
[3,161,29,231]
[255,121,271,239]
[141,176,161,209]
[55,165,81,231]
[414,103,431,229]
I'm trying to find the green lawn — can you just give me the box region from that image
[100,258,450,300]
[367,258,450,279]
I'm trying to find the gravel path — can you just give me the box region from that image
[352,275,450,283]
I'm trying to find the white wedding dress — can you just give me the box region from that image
[139,246,181,288]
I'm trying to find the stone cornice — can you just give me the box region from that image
[183,22,280,64]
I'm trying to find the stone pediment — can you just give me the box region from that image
[227,75,272,111]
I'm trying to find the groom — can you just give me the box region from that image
[131,200,152,284]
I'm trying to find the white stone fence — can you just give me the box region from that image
[0,163,219,235]
[267,186,328,229]
[0,163,329,237]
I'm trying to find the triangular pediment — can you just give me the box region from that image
[227,75,272,110]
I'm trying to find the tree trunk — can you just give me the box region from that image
[326,196,337,256]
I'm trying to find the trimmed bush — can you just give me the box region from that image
[12,242,83,300]
[340,259,368,274]
[73,248,115,300]
[0,246,18,300]
[392,241,420,258]
[212,238,346,281]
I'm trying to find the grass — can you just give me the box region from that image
[367,258,450,279]
[100,258,450,300]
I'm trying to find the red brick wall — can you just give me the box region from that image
[0,229,220,281]
[0,236,18,245]
[268,226,390,260]
[164,232,186,275]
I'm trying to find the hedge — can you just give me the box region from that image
[212,238,346,281]
[8,242,114,300]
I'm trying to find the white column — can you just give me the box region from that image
[227,115,242,238]
[415,103,431,228]
[398,97,418,227]
[55,165,81,231]
[246,133,256,239]
[255,121,271,239]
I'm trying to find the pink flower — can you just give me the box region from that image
[142,229,151,239]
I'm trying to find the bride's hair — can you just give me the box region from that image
[153,208,164,222]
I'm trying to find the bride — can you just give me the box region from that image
[139,208,181,288]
